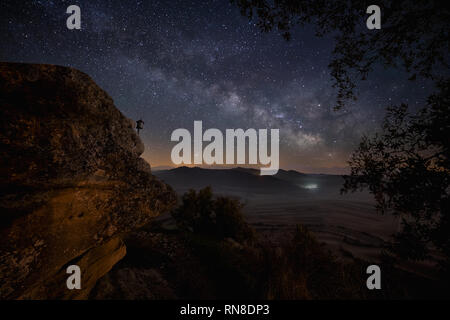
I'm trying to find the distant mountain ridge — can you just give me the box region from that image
[153,166,344,197]
[154,166,299,194]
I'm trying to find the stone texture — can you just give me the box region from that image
[0,62,177,299]
[90,267,176,300]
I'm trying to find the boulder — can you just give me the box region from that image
[0,63,177,299]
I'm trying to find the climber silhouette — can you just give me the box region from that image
[136,119,144,135]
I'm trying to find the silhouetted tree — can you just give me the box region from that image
[342,80,449,265]
[232,0,449,109]
[232,0,450,265]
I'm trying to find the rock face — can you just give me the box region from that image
[0,63,177,299]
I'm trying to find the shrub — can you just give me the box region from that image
[262,225,367,299]
[172,187,254,242]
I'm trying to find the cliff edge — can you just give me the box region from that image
[0,63,176,299]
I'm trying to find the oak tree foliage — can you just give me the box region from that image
[232,0,450,264]
[232,0,449,109]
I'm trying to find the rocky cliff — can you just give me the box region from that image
[0,62,177,299]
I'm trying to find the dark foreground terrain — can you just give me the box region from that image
[90,167,448,299]
[154,167,397,261]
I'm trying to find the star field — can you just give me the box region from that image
[0,0,434,173]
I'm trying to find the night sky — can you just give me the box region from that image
[0,0,434,173]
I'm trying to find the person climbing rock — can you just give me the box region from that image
[136,119,144,135]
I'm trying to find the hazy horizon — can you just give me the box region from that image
[149,163,349,175]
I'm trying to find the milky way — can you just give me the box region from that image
[0,0,434,173]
